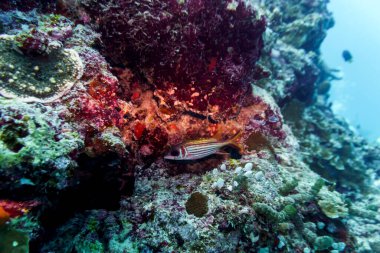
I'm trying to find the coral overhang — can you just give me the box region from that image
[82,0,266,120]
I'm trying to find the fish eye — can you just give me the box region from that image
[170,149,180,156]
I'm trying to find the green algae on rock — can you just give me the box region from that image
[0,99,84,193]
[0,100,83,169]
[253,202,287,223]
[0,35,83,103]
[317,187,348,219]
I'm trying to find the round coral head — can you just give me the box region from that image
[0,35,83,103]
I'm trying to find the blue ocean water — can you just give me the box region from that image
[321,0,380,143]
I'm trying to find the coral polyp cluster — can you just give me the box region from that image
[0,35,83,102]
[0,13,84,103]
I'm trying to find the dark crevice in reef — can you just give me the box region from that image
[30,152,134,252]
[1,123,28,152]
[0,184,36,202]
[0,0,58,12]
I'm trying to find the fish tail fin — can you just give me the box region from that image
[225,131,244,152]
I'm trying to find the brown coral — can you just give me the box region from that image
[185,192,209,218]
[0,35,83,103]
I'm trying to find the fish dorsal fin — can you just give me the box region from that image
[183,129,221,145]
[211,125,229,141]
[186,137,219,145]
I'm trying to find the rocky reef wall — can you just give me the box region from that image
[0,0,379,252]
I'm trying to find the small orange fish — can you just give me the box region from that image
[165,131,242,161]
[0,206,10,225]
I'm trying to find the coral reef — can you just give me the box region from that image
[255,0,334,104]
[0,0,57,12]
[40,210,138,253]
[317,187,348,219]
[0,0,379,252]
[111,154,355,252]
[0,9,39,34]
[0,99,83,194]
[283,100,379,192]
[0,13,84,103]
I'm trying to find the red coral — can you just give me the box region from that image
[68,72,122,138]
[82,0,266,120]
[77,48,110,80]
[88,74,118,104]
[243,101,286,140]
[0,199,39,220]
[65,1,288,165]
[134,122,146,140]
[139,126,169,159]
[131,92,140,101]
[15,29,50,55]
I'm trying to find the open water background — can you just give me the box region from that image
[321,0,380,143]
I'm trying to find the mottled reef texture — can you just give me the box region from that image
[0,0,379,253]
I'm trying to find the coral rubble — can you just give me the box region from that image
[0,0,379,252]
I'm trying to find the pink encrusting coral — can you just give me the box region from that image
[59,0,288,165]
[81,0,266,121]
[14,14,74,55]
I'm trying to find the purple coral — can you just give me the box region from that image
[14,14,73,56]
[82,0,266,120]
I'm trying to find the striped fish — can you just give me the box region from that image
[164,132,242,161]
